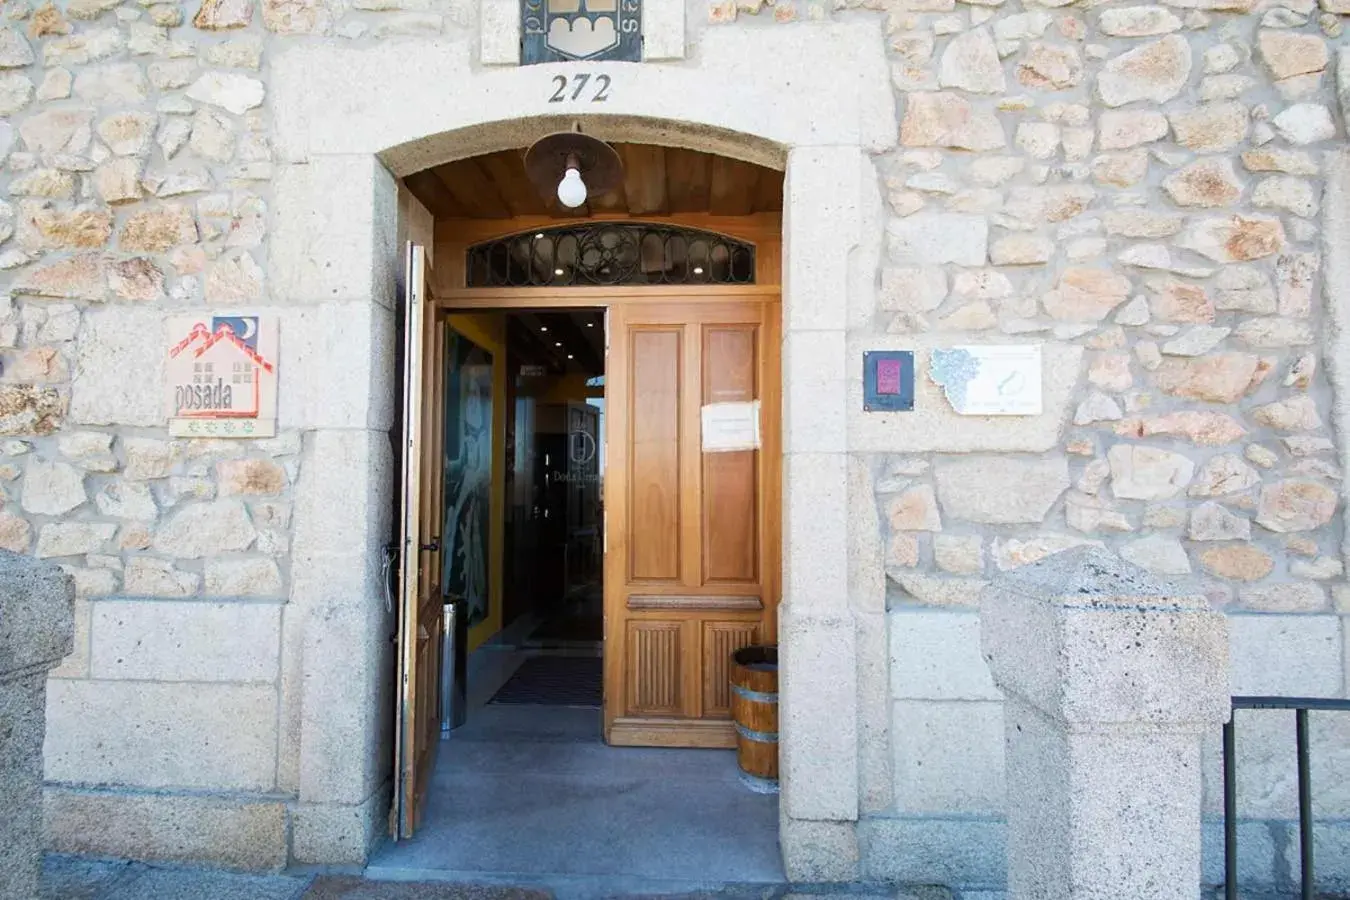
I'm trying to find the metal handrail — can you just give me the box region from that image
[1224,696,1350,900]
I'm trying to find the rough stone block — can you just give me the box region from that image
[1200,708,1350,818]
[783,330,846,455]
[641,0,684,60]
[887,213,988,267]
[1199,819,1281,891]
[276,301,396,431]
[779,608,858,822]
[1003,699,1205,899]
[0,552,73,900]
[1310,822,1350,894]
[1227,614,1342,696]
[784,146,863,332]
[48,597,89,679]
[779,814,860,882]
[44,679,278,791]
[271,156,398,307]
[89,600,281,683]
[44,786,288,870]
[69,306,163,427]
[288,429,395,811]
[291,786,389,865]
[982,548,1229,900]
[292,564,394,806]
[0,551,74,673]
[982,548,1229,727]
[858,815,1007,887]
[889,609,1000,701]
[478,0,519,65]
[783,452,848,610]
[935,458,1069,526]
[291,429,393,589]
[855,611,893,814]
[848,457,885,617]
[892,700,1005,815]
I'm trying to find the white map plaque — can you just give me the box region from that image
[929,345,1042,416]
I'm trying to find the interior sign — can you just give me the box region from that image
[522,0,641,65]
[165,315,278,438]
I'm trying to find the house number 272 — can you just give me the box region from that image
[548,74,612,103]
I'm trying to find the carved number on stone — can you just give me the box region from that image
[549,74,611,103]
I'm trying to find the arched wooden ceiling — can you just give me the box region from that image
[404,144,784,220]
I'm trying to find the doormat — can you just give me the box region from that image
[488,655,603,708]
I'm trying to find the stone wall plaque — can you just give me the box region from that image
[165,315,278,438]
[522,0,642,65]
[930,345,1042,416]
[863,350,915,412]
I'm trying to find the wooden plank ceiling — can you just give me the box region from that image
[405,144,784,220]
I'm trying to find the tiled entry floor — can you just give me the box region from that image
[365,648,783,895]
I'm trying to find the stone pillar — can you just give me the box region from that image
[980,547,1229,900]
[0,551,74,900]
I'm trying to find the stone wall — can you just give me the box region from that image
[2,0,1348,883]
[0,0,447,869]
[732,0,1350,886]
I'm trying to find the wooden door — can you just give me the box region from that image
[394,243,446,838]
[604,299,781,748]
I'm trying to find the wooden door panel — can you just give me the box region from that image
[626,620,684,716]
[629,328,683,582]
[605,300,780,748]
[701,324,759,584]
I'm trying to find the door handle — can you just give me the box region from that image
[421,539,440,552]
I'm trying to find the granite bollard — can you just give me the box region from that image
[0,551,75,900]
[980,546,1230,900]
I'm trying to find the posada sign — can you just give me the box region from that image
[165,315,278,438]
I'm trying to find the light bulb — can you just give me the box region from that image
[557,167,587,208]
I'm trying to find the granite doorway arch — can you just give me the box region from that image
[268,27,895,875]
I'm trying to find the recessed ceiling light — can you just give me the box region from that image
[586,322,594,328]
[540,326,548,332]
[554,342,562,347]
[693,266,705,274]
[534,232,545,239]
[567,354,574,360]
[554,268,564,276]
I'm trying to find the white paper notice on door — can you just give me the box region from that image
[701,400,761,453]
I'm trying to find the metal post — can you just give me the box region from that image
[1296,708,1314,900]
[1224,716,1237,900]
[441,598,468,736]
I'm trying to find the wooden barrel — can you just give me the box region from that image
[730,645,778,781]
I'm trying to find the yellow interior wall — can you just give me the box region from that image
[445,312,507,653]
[537,374,603,404]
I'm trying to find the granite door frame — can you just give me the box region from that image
[269,26,896,873]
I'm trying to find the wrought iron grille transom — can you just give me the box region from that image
[466,223,756,288]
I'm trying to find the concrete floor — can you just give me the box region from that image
[42,857,967,900]
[365,646,785,896]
